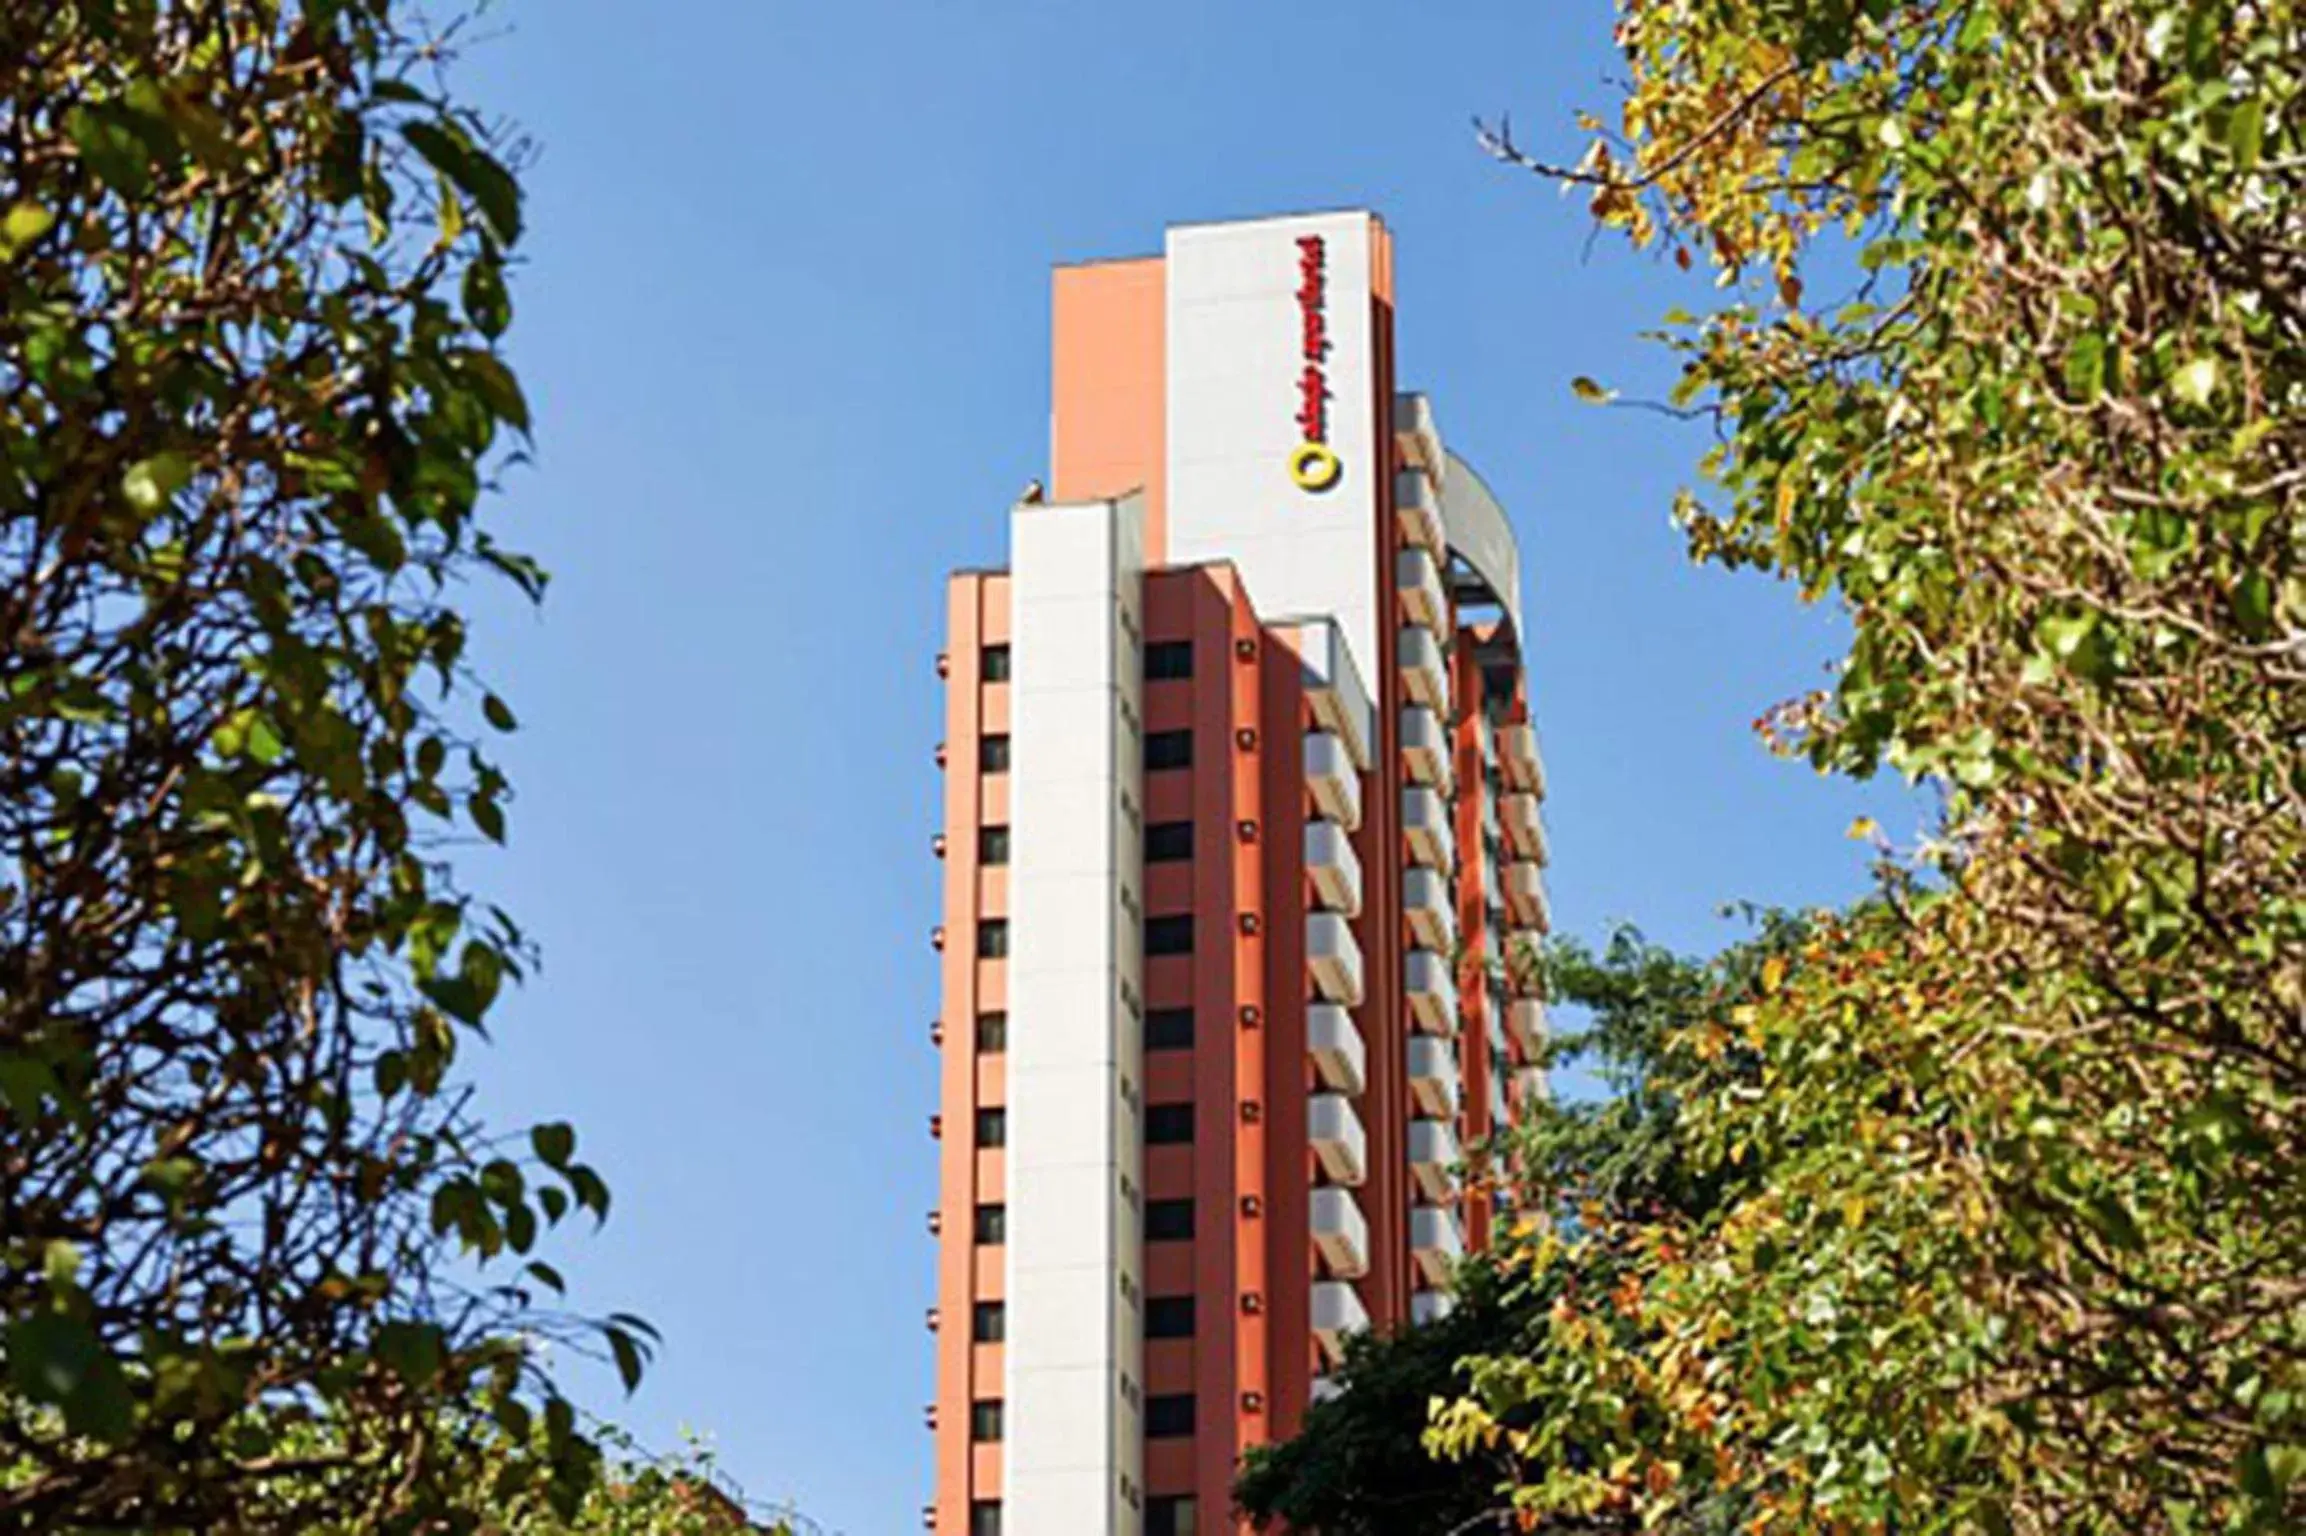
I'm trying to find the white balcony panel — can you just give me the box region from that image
[1309,1092,1368,1186]
[1305,820,1364,917]
[1396,466,1444,555]
[1516,1064,1551,1108]
[1498,721,1547,796]
[1282,618,1375,772]
[1402,785,1455,872]
[1481,851,1502,910]
[1477,719,1496,771]
[1509,998,1548,1057]
[1310,1186,1371,1279]
[1397,545,1449,633]
[1310,1375,1343,1405]
[1489,1069,1509,1129]
[1394,393,1444,484]
[1304,731,1363,832]
[1398,626,1449,712]
[1307,1003,1367,1095]
[1410,1290,1457,1325]
[1399,704,1453,793]
[1503,859,1551,931]
[1312,1279,1370,1366]
[1407,1118,1460,1203]
[1403,866,1455,953]
[1407,1035,1461,1118]
[1506,929,1547,997]
[1501,791,1549,864]
[1410,1203,1465,1288]
[1308,911,1366,1007]
[1404,948,1457,1036]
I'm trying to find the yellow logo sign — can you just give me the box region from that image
[1289,441,1342,491]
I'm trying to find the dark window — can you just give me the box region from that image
[1145,821,1194,863]
[978,826,1011,865]
[969,1501,1003,1536]
[1145,730,1193,770]
[1145,1394,1195,1438]
[1145,1199,1194,1242]
[971,1399,1004,1442]
[974,1204,1006,1244]
[1147,1495,1197,1536]
[1145,1008,1194,1051]
[975,1108,1007,1148]
[976,1012,1007,1054]
[1146,1296,1196,1339]
[972,1302,1005,1343]
[1145,1103,1194,1145]
[1144,640,1193,680]
[977,920,1009,959]
[1145,915,1194,956]
[981,645,1012,682]
[979,734,1011,772]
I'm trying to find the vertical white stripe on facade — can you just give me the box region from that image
[1004,492,1145,1536]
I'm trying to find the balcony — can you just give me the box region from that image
[1312,1279,1369,1366]
[1508,997,1547,1057]
[1304,731,1363,832]
[1282,618,1374,772]
[1394,392,1444,483]
[1399,705,1452,793]
[1407,1117,1460,1202]
[1308,912,1366,1007]
[1489,1066,1508,1130]
[1404,948,1457,1036]
[1503,859,1551,931]
[1498,721,1547,797]
[1402,786,1455,872]
[1410,1203,1464,1288]
[1410,1290,1457,1325]
[1396,466,1444,555]
[1403,866,1455,953]
[1516,1064,1551,1108]
[1500,792,1549,864]
[1398,626,1449,712]
[1407,1035,1460,1118]
[1305,820,1364,917]
[1308,1002,1367,1095]
[1505,930,1546,997]
[1480,850,1501,911]
[1397,546,1448,633]
[1480,784,1500,844]
[1310,1186,1371,1279]
[1310,1375,1343,1405]
[1309,1093,1368,1185]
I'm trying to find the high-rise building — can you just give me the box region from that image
[926,210,1551,1536]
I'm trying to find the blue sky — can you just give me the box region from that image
[448,3,1917,1530]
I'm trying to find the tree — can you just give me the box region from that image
[1437,1,2304,1530]
[0,2,644,1527]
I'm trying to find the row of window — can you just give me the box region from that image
[976,728,1190,777]
[975,641,1194,684]
[967,1295,1195,1344]
[968,1495,1194,1536]
[967,1102,1195,1148]
[970,819,1193,869]
[971,913,1197,959]
[971,1007,1193,1056]
[968,1393,1197,1444]
[968,1197,1196,1245]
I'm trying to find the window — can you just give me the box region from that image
[1145,821,1194,863]
[1145,730,1193,770]
[976,1012,1007,1054]
[972,1302,1006,1343]
[974,1203,1006,1244]
[977,920,1009,959]
[969,1501,1003,1536]
[971,1399,1004,1442]
[980,644,1012,681]
[1144,640,1193,680]
[1147,1495,1198,1536]
[975,1108,1007,1148]
[979,733,1011,772]
[1145,1103,1194,1145]
[1145,1394,1195,1438]
[1145,1199,1193,1242]
[1145,1007,1194,1051]
[1145,915,1194,956]
[1145,1296,1196,1339]
[978,826,1011,865]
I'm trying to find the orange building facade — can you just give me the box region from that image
[927,211,1552,1536]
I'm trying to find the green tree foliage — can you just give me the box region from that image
[1436,1,2305,1531]
[0,2,645,1527]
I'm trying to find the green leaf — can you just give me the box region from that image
[532,1121,576,1169]
[2169,357,2218,408]
[2233,570,2272,640]
[0,202,55,259]
[451,350,531,434]
[401,121,524,246]
[463,251,512,339]
[68,103,157,197]
[482,693,518,732]
[469,791,505,844]
[373,1320,444,1387]
[2062,333,2106,402]
[246,715,285,765]
[122,452,193,514]
[2227,98,2265,169]
[1570,376,1616,404]
[7,1312,134,1442]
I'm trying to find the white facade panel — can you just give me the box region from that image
[1004,493,1144,1536]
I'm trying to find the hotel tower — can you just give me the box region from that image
[926,210,1552,1536]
